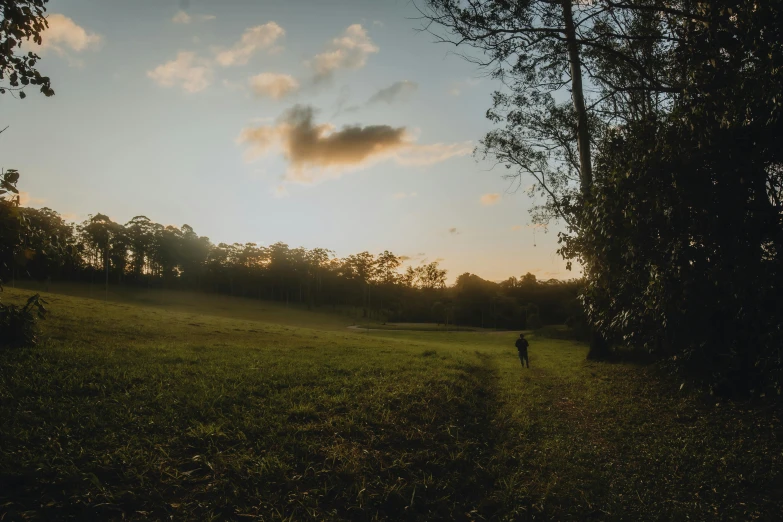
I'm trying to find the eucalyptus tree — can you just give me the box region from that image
[125,216,156,281]
[418,0,694,356]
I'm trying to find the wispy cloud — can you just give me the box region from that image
[237,105,472,184]
[216,22,285,67]
[392,191,418,199]
[310,24,378,82]
[396,142,473,166]
[449,77,481,97]
[18,191,46,208]
[480,193,500,205]
[172,11,215,24]
[273,184,289,198]
[368,80,418,105]
[147,51,213,93]
[249,73,299,99]
[172,10,191,24]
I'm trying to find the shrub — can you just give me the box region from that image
[0,286,47,348]
[526,313,542,330]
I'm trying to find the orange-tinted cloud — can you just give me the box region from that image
[36,13,101,66]
[216,22,285,66]
[147,52,213,93]
[17,191,46,207]
[249,73,299,99]
[237,105,471,184]
[480,193,500,205]
[310,24,378,82]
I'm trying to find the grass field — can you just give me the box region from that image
[1,286,782,521]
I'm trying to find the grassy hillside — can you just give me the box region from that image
[1,287,781,520]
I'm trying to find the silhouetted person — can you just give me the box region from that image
[515,333,529,368]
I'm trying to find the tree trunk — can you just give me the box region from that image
[564,1,607,357]
[562,0,592,196]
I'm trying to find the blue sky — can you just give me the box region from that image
[1,0,572,282]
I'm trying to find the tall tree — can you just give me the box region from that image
[418,0,690,356]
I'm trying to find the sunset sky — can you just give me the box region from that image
[1,0,573,282]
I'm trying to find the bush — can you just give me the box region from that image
[0,288,47,348]
[526,313,542,330]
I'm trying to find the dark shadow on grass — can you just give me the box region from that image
[353,352,508,520]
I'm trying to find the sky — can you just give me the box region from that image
[1,0,574,283]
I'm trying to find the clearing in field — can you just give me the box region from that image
[1,287,781,520]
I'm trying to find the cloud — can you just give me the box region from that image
[368,80,418,105]
[216,22,285,67]
[38,14,101,59]
[480,193,500,205]
[174,11,215,24]
[273,185,289,198]
[17,191,45,207]
[394,141,473,166]
[449,77,481,97]
[249,73,299,99]
[310,24,378,82]
[511,225,522,231]
[239,105,405,182]
[147,51,213,93]
[61,212,81,222]
[237,105,472,183]
[172,10,191,24]
[392,192,417,199]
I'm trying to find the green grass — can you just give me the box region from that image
[1,287,781,521]
[352,322,481,332]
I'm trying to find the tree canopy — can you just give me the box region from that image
[422,0,783,395]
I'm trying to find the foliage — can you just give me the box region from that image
[0,0,54,98]
[559,1,783,395]
[0,170,50,347]
[0,282,46,347]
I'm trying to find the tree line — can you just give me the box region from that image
[0,203,581,329]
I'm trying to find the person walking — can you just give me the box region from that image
[515,333,530,368]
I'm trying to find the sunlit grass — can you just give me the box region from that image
[1,287,781,520]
